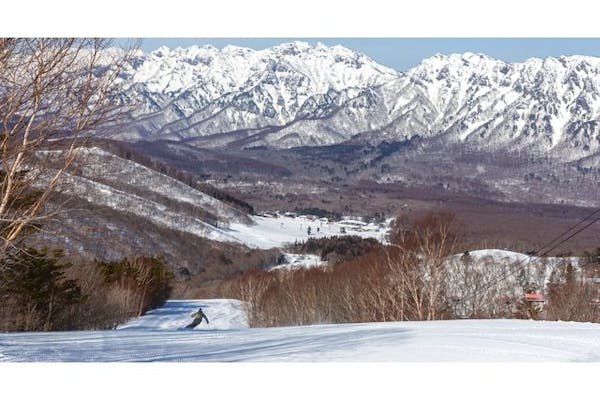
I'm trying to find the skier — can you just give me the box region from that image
[185,307,209,329]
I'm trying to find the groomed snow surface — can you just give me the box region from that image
[2,299,600,362]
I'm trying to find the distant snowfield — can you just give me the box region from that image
[270,253,324,271]
[2,299,600,362]
[225,215,390,249]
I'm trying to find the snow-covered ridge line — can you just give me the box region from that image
[125,41,399,94]
[108,41,401,142]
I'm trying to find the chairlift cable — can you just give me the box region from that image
[537,215,600,257]
[532,207,600,256]
[483,211,599,292]
[447,206,600,311]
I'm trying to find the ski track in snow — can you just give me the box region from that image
[2,299,600,362]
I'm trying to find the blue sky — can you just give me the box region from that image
[136,38,600,72]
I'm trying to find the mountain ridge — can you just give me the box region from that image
[103,42,600,164]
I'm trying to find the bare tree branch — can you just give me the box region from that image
[0,38,139,255]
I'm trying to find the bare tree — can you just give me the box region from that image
[226,269,273,327]
[442,254,523,319]
[546,260,598,322]
[386,212,460,320]
[0,38,137,254]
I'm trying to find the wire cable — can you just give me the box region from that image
[446,206,600,312]
[533,207,600,256]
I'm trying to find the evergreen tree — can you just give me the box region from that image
[0,248,84,331]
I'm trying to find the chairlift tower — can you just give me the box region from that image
[522,258,545,320]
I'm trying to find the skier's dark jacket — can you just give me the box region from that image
[190,308,209,325]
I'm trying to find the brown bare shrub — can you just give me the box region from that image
[215,212,468,327]
[216,212,600,327]
[545,261,599,322]
[95,256,173,319]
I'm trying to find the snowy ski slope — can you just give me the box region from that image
[117,299,248,331]
[226,215,390,249]
[2,299,600,362]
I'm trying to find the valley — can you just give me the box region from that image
[2,39,600,357]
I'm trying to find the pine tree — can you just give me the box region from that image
[0,248,84,331]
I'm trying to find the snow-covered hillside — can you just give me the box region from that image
[36,147,252,244]
[441,249,584,318]
[459,248,580,268]
[269,253,324,271]
[2,299,600,362]
[226,214,390,249]
[38,147,391,261]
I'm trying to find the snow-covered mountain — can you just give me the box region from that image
[370,52,600,160]
[106,42,600,161]
[247,52,600,157]
[112,41,399,143]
